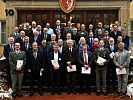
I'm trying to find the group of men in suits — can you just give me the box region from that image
[4,20,131,98]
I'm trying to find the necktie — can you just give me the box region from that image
[44,34,47,39]
[26,44,28,51]
[84,51,87,65]
[91,38,93,46]
[33,52,37,59]
[69,48,72,53]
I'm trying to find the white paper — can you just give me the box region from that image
[40,70,42,76]
[110,52,114,58]
[81,67,91,74]
[67,65,76,72]
[116,68,126,75]
[97,57,106,64]
[16,60,23,68]
[51,60,59,67]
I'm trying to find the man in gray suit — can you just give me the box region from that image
[113,42,130,98]
[10,27,20,42]
[9,43,26,98]
[94,40,110,96]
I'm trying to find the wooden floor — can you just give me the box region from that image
[15,94,129,100]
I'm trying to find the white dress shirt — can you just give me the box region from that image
[54,52,58,61]
[83,51,88,64]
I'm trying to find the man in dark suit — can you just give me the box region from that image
[78,24,88,40]
[58,39,64,54]
[95,29,104,41]
[78,44,92,94]
[95,22,105,36]
[72,28,79,45]
[37,25,43,37]
[48,44,63,95]
[54,20,64,37]
[48,34,57,48]
[27,42,44,96]
[21,36,32,82]
[24,23,33,38]
[86,32,94,47]
[38,39,51,86]
[122,29,131,51]
[9,43,26,98]
[30,31,42,46]
[55,28,64,41]
[94,40,110,96]
[88,24,95,36]
[63,40,78,94]
[15,31,25,46]
[4,37,15,87]
[41,28,51,42]
[109,25,121,44]
[105,38,117,89]
[10,27,20,42]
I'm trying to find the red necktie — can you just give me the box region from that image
[84,51,87,65]
[91,38,93,46]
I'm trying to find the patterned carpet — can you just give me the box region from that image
[15,94,129,100]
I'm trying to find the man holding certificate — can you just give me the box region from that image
[94,40,110,96]
[113,42,130,98]
[9,43,26,98]
[78,44,92,94]
[48,44,62,95]
[63,39,78,94]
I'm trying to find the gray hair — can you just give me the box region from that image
[118,42,124,46]
[8,37,14,42]
[67,39,73,45]
[24,36,29,40]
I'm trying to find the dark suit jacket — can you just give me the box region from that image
[78,51,92,67]
[15,37,24,46]
[27,49,44,72]
[105,44,118,53]
[41,33,51,42]
[109,31,121,44]
[86,38,94,47]
[24,28,33,38]
[37,31,43,37]
[63,47,78,65]
[114,43,128,52]
[30,36,42,46]
[48,51,63,71]
[55,34,64,41]
[54,26,64,38]
[4,44,15,66]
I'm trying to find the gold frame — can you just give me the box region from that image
[59,0,76,13]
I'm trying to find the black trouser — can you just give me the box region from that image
[66,72,76,90]
[107,60,117,87]
[30,72,43,92]
[51,70,61,91]
[80,74,90,91]
[6,64,12,87]
[43,66,50,86]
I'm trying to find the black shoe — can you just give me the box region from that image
[102,92,107,96]
[96,91,100,96]
[72,90,76,94]
[51,91,55,95]
[12,94,16,98]
[79,90,84,94]
[58,91,61,95]
[67,90,71,94]
[86,90,91,95]
[17,93,22,97]
[122,93,126,98]
[30,92,34,96]
[117,92,121,96]
[39,91,43,96]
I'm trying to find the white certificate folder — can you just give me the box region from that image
[67,65,76,72]
[16,60,23,68]
[81,67,91,74]
[116,68,126,75]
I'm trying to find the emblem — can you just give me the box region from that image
[59,0,76,13]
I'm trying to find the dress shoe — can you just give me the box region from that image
[51,91,55,95]
[72,90,76,94]
[96,91,100,96]
[67,90,71,94]
[30,92,34,96]
[86,90,91,95]
[17,93,22,97]
[122,93,126,98]
[102,92,107,96]
[12,93,16,98]
[58,91,61,95]
[79,90,84,94]
[39,91,43,96]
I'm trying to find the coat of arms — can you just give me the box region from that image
[59,0,76,13]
